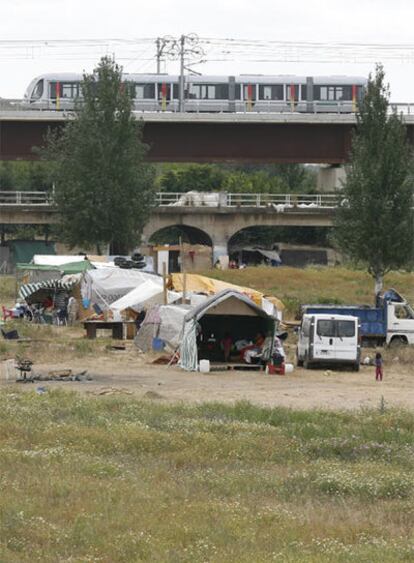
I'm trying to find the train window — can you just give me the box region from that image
[215,84,229,99]
[134,83,155,99]
[235,84,241,99]
[259,85,283,100]
[316,85,353,102]
[50,82,79,99]
[189,84,217,100]
[31,80,44,100]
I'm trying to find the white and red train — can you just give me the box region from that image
[24,73,366,113]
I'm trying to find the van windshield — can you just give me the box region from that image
[337,320,355,337]
[317,320,335,337]
[316,319,355,338]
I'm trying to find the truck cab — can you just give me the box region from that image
[386,300,414,346]
[297,314,360,370]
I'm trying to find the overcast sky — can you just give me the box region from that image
[1,0,414,100]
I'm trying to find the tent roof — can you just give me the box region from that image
[110,280,180,312]
[17,260,93,274]
[18,278,77,301]
[184,289,273,322]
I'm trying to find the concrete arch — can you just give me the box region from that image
[147,224,213,247]
[142,207,335,262]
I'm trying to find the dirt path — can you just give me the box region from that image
[3,352,414,410]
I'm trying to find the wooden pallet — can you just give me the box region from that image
[210,363,264,372]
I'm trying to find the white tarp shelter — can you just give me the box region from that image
[33,255,88,266]
[110,280,181,313]
[81,268,162,309]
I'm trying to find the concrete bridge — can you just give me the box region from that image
[0,191,337,259]
[0,110,355,164]
[2,108,414,164]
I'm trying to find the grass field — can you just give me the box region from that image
[204,266,414,316]
[1,390,414,562]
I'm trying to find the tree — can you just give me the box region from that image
[42,57,155,254]
[159,164,224,193]
[334,64,414,297]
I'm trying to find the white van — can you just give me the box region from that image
[296,314,360,371]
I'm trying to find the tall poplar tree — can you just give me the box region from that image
[334,64,414,297]
[43,57,155,254]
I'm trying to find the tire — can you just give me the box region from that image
[353,362,360,372]
[389,336,408,349]
[296,350,304,367]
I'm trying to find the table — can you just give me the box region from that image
[83,321,137,340]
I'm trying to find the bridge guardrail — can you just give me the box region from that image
[2,100,414,115]
[0,191,52,205]
[1,190,341,209]
[155,192,340,208]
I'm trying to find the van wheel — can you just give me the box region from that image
[389,336,408,348]
[296,351,303,367]
[353,362,360,372]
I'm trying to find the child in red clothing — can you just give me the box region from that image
[375,352,383,381]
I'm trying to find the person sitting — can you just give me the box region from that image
[242,332,265,364]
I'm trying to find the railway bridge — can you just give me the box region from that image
[2,107,414,165]
[1,191,337,259]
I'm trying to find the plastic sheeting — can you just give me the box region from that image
[110,280,180,312]
[32,255,88,266]
[179,317,198,371]
[81,268,162,308]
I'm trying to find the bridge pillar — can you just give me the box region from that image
[317,165,346,192]
[212,241,229,264]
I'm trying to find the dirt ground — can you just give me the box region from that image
[2,346,414,410]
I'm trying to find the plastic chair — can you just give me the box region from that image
[2,306,14,321]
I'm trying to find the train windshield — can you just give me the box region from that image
[31,79,44,100]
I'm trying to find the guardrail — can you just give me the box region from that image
[154,192,340,208]
[1,190,340,209]
[0,191,52,205]
[2,99,414,115]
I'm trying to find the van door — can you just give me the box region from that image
[297,316,311,361]
[313,318,336,360]
[335,319,358,361]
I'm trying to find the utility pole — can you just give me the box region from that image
[156,37,161,73]
[155,34,205,113]
[179,35,185,113]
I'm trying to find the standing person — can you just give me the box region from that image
[221,332,233,363]
[375,352,383,381]
[67,295,78,326]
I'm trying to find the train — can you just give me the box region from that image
[23,73,367,113]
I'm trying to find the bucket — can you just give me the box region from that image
[199,359,210,373]
[285,363,294,374]
[152,337,165,351]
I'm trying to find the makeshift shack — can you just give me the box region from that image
[180,289,277,371]
[170,273,284,320]
[134,304,191,352]
[109,280,181,319]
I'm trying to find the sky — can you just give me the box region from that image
[1,0,414,100]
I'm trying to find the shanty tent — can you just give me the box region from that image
[170,273,284,318]
[81,268,162,309]
[18,278,78,303]
[134,304,191,352]
[180,289,277,371]
[110,280,181,314]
